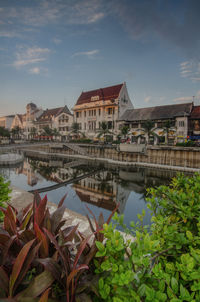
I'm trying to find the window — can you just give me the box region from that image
[108,121,112,129]
[99,109,101,116]
[108,107,115,115]
[94,109,96,116]
[179,121,185,127]
[84,111,86,117]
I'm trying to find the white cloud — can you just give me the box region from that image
[173,96,193,103]
[144,96,151,103]
[52,38,62,44]
[72,49,99,58]
[0,0,105,28]
[29,67,40,74]
[13,46,50,69]
[180,60,200,82]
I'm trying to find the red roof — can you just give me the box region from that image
[190,106,200,119]
[37,107,64,121]
[76,83,123,105]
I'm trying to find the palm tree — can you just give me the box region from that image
[52,128,60,141]
[42,126,53,136]
[120,125,129,140]
[162,120,176,145]
[70,122,85,139]
[97,121,113,142]
[30,127,37,140]
[135,120,158,144]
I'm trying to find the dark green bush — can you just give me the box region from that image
[0,174,11,221]
[94,173,200,302]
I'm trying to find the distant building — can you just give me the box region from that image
[25,102,43,139]
[188,106,200,140]
[118,102,193,144]
[0,115,15,129]
[34,105,73,141]
[72,83,133,139]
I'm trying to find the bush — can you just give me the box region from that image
[69,138,92,144]
[0,174,11,221]
[0,192,117,301]
[176,140,196,147]
[94,173,200,302]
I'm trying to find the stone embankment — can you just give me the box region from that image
[10,186,92,237]
[0,153,24,166]
[22,143,200,173]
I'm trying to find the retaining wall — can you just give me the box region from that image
[25,144,200,169]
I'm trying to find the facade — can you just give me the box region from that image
[72,83,133,139]
[0,115,15,129]
[25,102,43,139]
[34,105,73,141]
[118,102,193,144]
[188,106,200,140]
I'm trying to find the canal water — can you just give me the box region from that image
[0,156,180,227]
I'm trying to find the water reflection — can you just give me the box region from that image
[0,156,183,226]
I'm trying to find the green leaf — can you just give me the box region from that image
[95,241,105,252]
[186,231,193,240]
[171,277,178,294]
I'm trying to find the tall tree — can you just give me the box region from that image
[162,120,176,145]
[97,121,113,142]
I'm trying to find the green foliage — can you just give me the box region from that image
[0,191,118,301]
[0,175,11,221]
[0,126,10,138]
[176,141,196,147]
[94,173,200,302]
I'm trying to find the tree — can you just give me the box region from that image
[30,127,37,139]
[11,126,21,139]
[52,128,60,141]
[162,120,176,145]
[97,121,113,142]
[42,126,53,136]
[136,120,158,144]
[70,122,85,139]
[120,125,129,140]
[0,127,10,138]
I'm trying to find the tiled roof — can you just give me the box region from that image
[75,83,123,105]
[37,106,72,121]
[190,106,200,119]
[119,103,193,122]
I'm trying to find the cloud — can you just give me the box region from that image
[111,0,200,60]
[13,46,50,69]
[144,96,151,103]
[0,0,105,28]
[180,60,200,82]
[29,67,40,74]
[52,38,62,44]
[173,96,194,103]
[72,49,99,58]
[174,90,200,104]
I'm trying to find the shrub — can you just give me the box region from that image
[0,192,117,301]
[0,174,11,221]
[94,173,200,302]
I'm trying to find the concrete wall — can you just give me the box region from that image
[27,143,200,169]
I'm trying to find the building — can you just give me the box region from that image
[0,115,15,130]
[25,102,43,139]
[34,105,73,141]
[188,106,200,141]
[118,102,193,144]
[72,83,133,139]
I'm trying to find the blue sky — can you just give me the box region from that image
[0,0,200,116]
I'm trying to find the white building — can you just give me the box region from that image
[72,83,133,139]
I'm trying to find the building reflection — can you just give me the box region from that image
[73,171,130,213]
[8,157,183,215]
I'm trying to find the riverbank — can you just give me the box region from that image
[23,148,200,173]
[10,185,92,237]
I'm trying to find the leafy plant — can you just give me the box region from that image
[0,190,118,301]
[94,173,200,302]
[0,174,11,221]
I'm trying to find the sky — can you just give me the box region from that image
[0,0,200,116]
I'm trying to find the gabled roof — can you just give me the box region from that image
[119,103,193,122]
[190,106,200,119]
[37,106,72,122]
[75,83,123,106]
